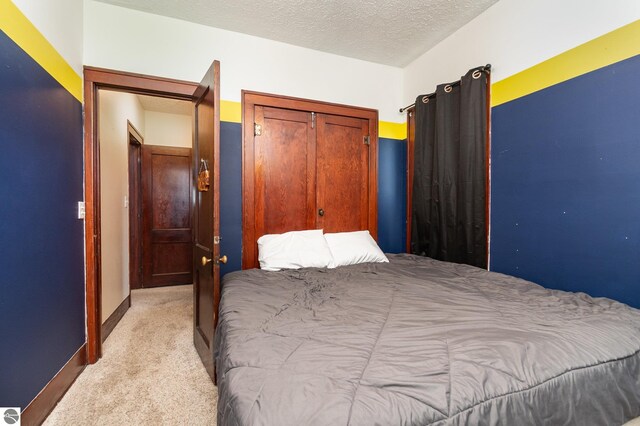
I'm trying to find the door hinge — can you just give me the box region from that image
[254,123,263,136]
[214,236,221,244]
[364,135,370,146]
[311,112,316,129]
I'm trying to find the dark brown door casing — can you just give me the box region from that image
[192,60,221,382]
[142,145,193,287]
[128,123,143,290]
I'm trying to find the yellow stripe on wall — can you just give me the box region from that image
[492,20,640,107]
[221,100,406,139]
[379,121,406,140]
[0,0,82,102]
[221,100,242,123]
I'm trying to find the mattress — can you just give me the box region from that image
[215,254,640,425]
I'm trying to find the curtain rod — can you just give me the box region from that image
[399,64,491,113]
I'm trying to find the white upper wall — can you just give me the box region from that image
[12,0,84,75]
[403,0,640,104]
[99,90,145,322]
[83,0,404,122]
[144,111,192,148]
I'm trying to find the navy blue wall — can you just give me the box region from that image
[219,122,243,277]
[491,55,640,308]
[0,31,85,407]
[378,137,407,253]
[218,126,407,277]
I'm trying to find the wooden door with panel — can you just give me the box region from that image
[141,145,193,287]
[316,114,371,234]
[192,60,222,382]
[241,91,379,269]
[250,106,316,266]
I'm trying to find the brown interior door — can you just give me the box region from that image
[254,106,316,239]
[141,145,193,287]
[192,60,221,381]
[316,114,370,233]
[128,133,143,290]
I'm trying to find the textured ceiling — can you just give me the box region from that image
[94,0,498,67]
[137,94,192,115]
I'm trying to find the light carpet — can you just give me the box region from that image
[44,285,217,425]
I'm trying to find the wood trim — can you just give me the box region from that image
[128,124,143,290]
[101,295,131,343]
[405,110,415,253]
[127,120,144,145]
[242,90,379,120]
[241,91,379,270]
[21,344,87,426]
[241,93,256,270]
[485,72,492,269]
[83,66,198,364]
[84,74,101,363]
[84,67,198,99]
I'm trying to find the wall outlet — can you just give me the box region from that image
[124,195,129,208]
[77,201,85,219]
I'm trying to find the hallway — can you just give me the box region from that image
[44,285,217,425]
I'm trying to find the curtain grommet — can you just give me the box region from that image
[422,96,429,104]
[444,85,453,93]
[472,70,482,79]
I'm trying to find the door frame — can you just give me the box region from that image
[83,66,198,364]
[127,121,144,290]
[241,91,379,269]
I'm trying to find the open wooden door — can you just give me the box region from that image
[192,60,223,381]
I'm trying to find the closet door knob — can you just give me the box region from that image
[318,208,325,217]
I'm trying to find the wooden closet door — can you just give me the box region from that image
[316,114,370,233]
[254,106,316,238]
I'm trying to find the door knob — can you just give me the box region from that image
[201,256,212,266]
[218,255,228,264]
[318,208,325,217]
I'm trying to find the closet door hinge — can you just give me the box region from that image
[311,112,316,129]
[363,135,370,146]
[254,123,263,136]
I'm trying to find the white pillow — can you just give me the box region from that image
[257,229,334,271]
[324,230,389,268]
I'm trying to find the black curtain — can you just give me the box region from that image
[411,66,488,268]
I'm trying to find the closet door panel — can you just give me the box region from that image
[316,114,369,233]
[255,106,316,238]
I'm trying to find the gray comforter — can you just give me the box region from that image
[215,254,640,425]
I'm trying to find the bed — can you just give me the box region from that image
[214,254,640,425]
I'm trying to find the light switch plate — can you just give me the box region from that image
[77,201,85,219]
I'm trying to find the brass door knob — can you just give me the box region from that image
[218,255,228,264]
[201,256,213,266]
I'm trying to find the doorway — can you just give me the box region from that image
[83,67,199,363]
[97,88,194,344]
